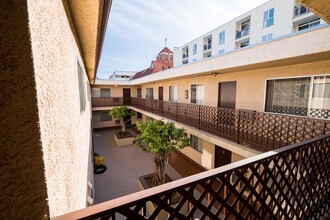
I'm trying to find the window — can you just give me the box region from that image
[240,41,249,48]
[312,76,330,98]
[146,88,154,99]
[182,59,188,65]
[265,75,330,119]
[92,111,112,122]
[137,112,142,119]
[298,19,320,31]
[265,77,311,116]
[219,31,225,45]
[219,49,225,55]
[190,135,203,152]
[169,86,177,102]
[294,5,309,17]
[192,58,197,62]
[193,44,197,55]
[203,51,212,58]
[203,35,212,51]
[91,89,100,97]
[263,8,274,28]
[262,33,273,42]
[182,46,189,59]
[191,84,204,104]
[137,88,142,98]
[100,88,111,97]
[101,112,112,121]
[77,62,86,112]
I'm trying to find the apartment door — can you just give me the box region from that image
[158,87,163,100]
[214,145,231,168]
[123,88,131,105]
[218,81,237,109]
[158,87,163,113]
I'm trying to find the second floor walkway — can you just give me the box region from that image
[92,97,330,153]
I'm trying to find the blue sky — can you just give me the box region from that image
[97,0,269,79]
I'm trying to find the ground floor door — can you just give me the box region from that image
[218,81,237,109]
[214,145,232,168]
[123,88,131,105]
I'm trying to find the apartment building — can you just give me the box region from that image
[1,1,111,219]
[88,20,330,217]
[109,71,137,80]
[174,0,327,66]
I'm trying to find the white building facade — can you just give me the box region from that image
[174,0,327,66]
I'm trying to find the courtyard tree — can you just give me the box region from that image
[108,107,134,134]
[135,120,190,186]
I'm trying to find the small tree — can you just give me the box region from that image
[135,120,190,186]
[108,107,134,134]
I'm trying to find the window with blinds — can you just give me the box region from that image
[146,88,154,99]
[100,88,111,97]
[169,86,177,102]
[190,135,203,152]
[191,84,204,104]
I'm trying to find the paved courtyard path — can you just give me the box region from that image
[93,128,154,204]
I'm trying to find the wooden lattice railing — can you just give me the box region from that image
[130,98,330,152]
[91,97,123,107]
[56,134,330,220]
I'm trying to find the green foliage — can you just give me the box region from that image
[134,120,190,155]
[108,107,135,132]
[135,120,190,186]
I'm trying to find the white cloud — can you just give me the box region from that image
[98,0,269,78]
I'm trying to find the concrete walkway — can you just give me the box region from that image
[93,128,154,204]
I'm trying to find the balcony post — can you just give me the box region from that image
[237,110,240,144]
[176,103,178,122]
[198,105,201,130]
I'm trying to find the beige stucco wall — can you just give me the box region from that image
[0,1,49,219]
[231,152,246,163]
[140,60,330,111]
[180,139,215,170]
[92,85,138,97]
[28,0,93,218]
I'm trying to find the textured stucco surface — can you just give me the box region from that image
[27,0,93,218]
[0,1,49,219]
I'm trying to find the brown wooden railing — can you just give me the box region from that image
[55,134,330,220]
[130,98,330,152]
[91,97,123,107]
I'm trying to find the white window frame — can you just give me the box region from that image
[264,74,330,119]
[77,61,86,113]
[146,88,154,99]
[169,86,177,102]
[190,84,204,104]
[262,33,273,42]
[263,8,274,28]
[219,31,225,45]
[193,44,197,55]
[190,134,203,153]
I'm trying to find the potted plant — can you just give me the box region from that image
[108,107,135,146]
[135,120,190,218]
[135,120,190,187]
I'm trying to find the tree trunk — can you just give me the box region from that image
[154,153,166,186]
[120,119,125,133]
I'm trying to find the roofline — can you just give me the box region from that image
[94,0,112,84]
